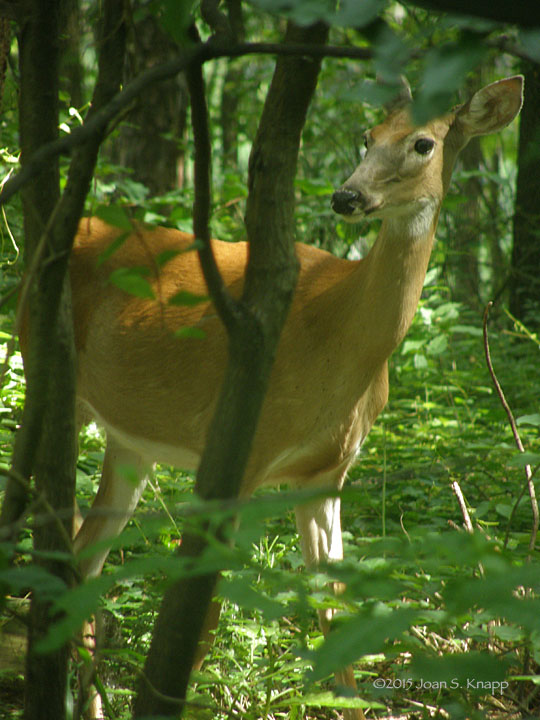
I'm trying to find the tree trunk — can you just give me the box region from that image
[0,2,126,718]
[13,3,74,719]
[60,0,83,109]
[509,62,540,327]
[220,0,245,173]
[133,20,328,718]
[484,148,508,301]
[447,136,482,306]
[107,2,189,196]
[24,290,77,720]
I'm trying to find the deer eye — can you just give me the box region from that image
[414,138,435,155]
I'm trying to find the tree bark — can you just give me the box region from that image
[447,136,482,306]
[0,2,60,534]
[220,0,245,172]
[0,2,126,718]
[509,62,540,327]
[133,20,328,718]
[60,0,83,109]
[15,0,69,720]
[12,3,73,718]
[107,2,189,195]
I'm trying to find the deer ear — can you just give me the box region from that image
[455,75,524,138]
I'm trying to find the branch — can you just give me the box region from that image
[185,29,243,334]
[483,302,539,556]
[408,0,540,28]
[487,35,540,65]
[201,0,232,39]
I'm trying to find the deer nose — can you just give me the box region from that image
[331,189,361,216]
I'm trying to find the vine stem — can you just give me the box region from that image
[483,302,539,556]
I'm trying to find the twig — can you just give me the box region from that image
[451,480,485,576]
[504,464,540,553]
[503,307,540,349]
[483,302,539,556]
[451,480,474,532]
[0,467,76,568]
[404,698,450,718]
[136,669,238,718]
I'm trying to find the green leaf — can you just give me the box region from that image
[221,577,285,620]
[410,651,510,688]
[174,327,206,340]
[97,232,128,267]
[451,324,483,337]
[372,23,411,84]
[414,39,487,123]
[280,691,379,710]
[432,301,460,321]
[517,414,540,427]
[427,334,448,356]
[511,675,540,685]
[157,0,195,45]
[495,503,513,519]
[109,267,155,299]
[168,290,209,307]
[95,204,133,232]
[508,452,540,468]
[310,606,417,681]
[249,0,337,26]
[0,565,67,599]
[334,0,385,29]
[296,177,335,196]
[156,249,180,268]
[492,624,524,642]
[402,339,426,355]
[35,576,113,653]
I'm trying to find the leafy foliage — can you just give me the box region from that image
[4,286,539,718]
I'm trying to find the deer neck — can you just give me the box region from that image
[353,200,440,359]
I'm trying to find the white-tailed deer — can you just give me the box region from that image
[66,76,522,719]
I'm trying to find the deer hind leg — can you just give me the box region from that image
[73,435,149,719]
[294,486,366,720]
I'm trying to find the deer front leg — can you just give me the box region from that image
[295,491,366,720]
[74,436,149,719]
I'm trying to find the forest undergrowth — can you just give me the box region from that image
[1,275,539,719]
